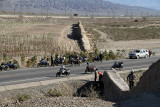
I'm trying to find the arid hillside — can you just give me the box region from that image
[82,17,160,52]
[1,16,160,59]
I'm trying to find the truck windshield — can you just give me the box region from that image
[134,50,140,53]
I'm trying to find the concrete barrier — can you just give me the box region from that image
[102,70,129,100]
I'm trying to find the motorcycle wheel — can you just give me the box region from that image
[56,72,60,77]
[66,72,69,76]
[37,63,40,67]
[13,66,16,70]
[4,66,9,71]
[47,63,49,66]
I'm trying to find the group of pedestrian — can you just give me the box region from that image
[94,69,103,82]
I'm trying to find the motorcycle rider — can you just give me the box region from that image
[60,65,66,74]
[114,61,119,68]
[127,69,136,90]
[40,58,45,64]
[86,62,90,70]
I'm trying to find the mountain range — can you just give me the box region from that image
[0,0,159,16]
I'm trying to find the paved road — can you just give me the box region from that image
[0,56,159,86]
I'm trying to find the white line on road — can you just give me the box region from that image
[0,74,77,85]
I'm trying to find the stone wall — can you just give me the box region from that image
[133,59,160,93]
[78,21,91,52]
[102,70,129,100]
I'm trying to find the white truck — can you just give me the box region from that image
[129,49,149,59]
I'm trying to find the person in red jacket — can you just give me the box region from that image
[149,50,152,57]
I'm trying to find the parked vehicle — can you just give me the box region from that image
[92,56,100,62]
[129,49,149,59]
[0,63,9,71]
[71,59,81,66]
[111,62,124,70]
[37,60,49,67]
[7,63,18,70]
[56,68,70,77]
[85,65,97,73]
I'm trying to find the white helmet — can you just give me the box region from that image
[62,65,65,69]
[131,69,134,73]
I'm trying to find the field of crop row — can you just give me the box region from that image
[0,16,78,60]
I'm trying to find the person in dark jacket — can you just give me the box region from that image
[99,52,103,62]
[127,69,136,90]
[51,55,54,66]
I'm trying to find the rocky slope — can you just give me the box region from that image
[0,0,159,16]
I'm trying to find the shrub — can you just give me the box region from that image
[30,56,37,67]
[21,54,25,66]
[48,89,62,97]
[94,48,99,56]
[80,85,99,98]
[3,53,8,62]
[16,93,31,102]
[13,59,20,68]
[108,50,114,59]
[26,59,31,68]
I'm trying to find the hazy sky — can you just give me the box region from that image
[104,0,160,10]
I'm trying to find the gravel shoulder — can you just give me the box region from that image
[0,76,115,107]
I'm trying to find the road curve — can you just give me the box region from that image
[0,56,159,86]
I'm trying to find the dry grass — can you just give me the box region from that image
[0,16,78,59]
[83,18,160,42]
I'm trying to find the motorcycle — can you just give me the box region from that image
[85,65,97,73]
[56,68,70,77]
[37,60,49,67]
[0,64,9,71]
[7,63,18,70]
[71,59,81,66]
[111,62,124,70]
[92,56,100,62]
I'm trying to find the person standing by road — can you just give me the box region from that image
[99,52,103,62]
[94,68,98,82]
[98,71,103,81]
[51,55,54,66]
[149,50,152,57]
[127,69,136,90]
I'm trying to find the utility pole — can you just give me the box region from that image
[14,6,16,15]
[41,9,42,15]
[141,12,143,17]
[46,8,49,16]
[112,11,114,18]
[86,11,88,17]
[65,10,67,16]
[92,11,94,17]
[130,12,133,18]
[108,11,110,17]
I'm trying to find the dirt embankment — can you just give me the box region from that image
[0,79,114,107]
